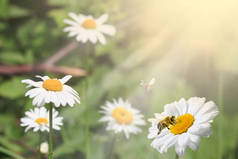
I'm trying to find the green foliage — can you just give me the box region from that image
[0,77,25,99]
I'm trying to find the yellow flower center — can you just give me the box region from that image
[35,118,48,125]
[82,19,97,29]
[42,79,63,91]
[112,107,134,124]
[170,114,194,135]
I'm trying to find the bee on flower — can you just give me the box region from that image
[63,13,116,44]
[99,98,146,139]
[21,75,80,107]
[20,107,63,132]
[147,97,219,156]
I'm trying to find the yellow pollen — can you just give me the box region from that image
[170,114,194,135]
[82,19,97,29]
[42,79,63,91]
[112,107,133,124]
[35,118,48,125]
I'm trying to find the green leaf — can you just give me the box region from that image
[0,137,22,152]
[0,115,13,132]
[0,52,26,65]
[0,146,24,159]
[54,135,84,157]
[0,77,25,99]
[48,10,67,28]
[0,0,9,18]
[0,22,7,31]
[9,5,30,18]
[24,49,34,64]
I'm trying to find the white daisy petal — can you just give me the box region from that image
[22,79,42,88]
[64,19,78,26]
[35,75,50,81]
[96,14,108,25]
[60,75,72,84]
[164,103,179,116]
[68,12,80,23]
[96,32,106,44]
[98,24,116,36]
[195,101,219,120]
[187,97,206,115]
[175,144,186,156]
[188,134,200,151]
[88,33,97,43]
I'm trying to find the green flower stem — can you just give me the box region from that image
[218,72,224,159]
[48,104,53,159]
[175,154,179,159]
[84,43,91,159]
[108,136,116,159]
[38,132,42,159]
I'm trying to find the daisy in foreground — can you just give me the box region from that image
[148,97,219,156]
[20,107,63,132]
[99,98,146,139]
[63,13,116,44]
[22,75,80,107]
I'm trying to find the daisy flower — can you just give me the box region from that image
[22,75,80,107]
[99,98,146,139]
[63,13,116,44]
[148,97,219,156]
[20,107,63,132]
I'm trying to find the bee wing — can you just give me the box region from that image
[149,78,156,86]
[157,124,163,135]
[140,80,145,87]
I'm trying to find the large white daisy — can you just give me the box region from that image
[20,107,63,132]
[99,98,146,139]
[22,75,80,107]
[63,13,116,44]
[148,97,219,156]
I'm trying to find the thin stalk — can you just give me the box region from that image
[175,154,179,159]
[84,43,91,159]
[38,132,42,159]
[48,104,53,159]
[108,136,116,159]
[218,72,224,159]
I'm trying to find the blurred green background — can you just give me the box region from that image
[0,0,238,158]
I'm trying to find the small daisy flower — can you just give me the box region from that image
[22,75,80,107]
[40,142,49,154]
[63,13,116,44]
[99,98,146,139]
[20,107,63,132]
[148,97,219,156]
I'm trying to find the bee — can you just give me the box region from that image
[140,78,156,92]
[157,116,176,135]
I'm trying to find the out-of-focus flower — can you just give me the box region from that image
[140,78,156,92]
[20,107,63,132]
[40,142,49,154]
[99,98,146,139]
[63,13,116,44]
[148,97,219,156]
[22,75,80,107]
